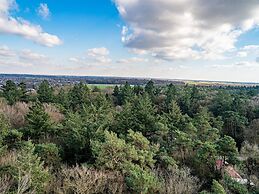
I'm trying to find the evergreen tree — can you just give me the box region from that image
[120,82,134,104]
[211,180,226,194]
[165,83,177,110]
[2,80,19,105]
[16,141,50,193]
[56,88,69,108]
[145,80,155,101]
[68,82,90,110]
[25,101,53,141]
[217,135,238,165]
[37,80,54,103]
[18,82,28,102]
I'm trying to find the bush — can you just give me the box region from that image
[211,180,226,194]
[125,163,160,194]
[59,165,126,194]
[156,166,201,194]
[224,176,249,194]
[35,143,61,168]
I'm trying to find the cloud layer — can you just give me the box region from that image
[114,0,259,60]
[0,0,61,47]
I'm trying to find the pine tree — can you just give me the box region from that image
[2,80,19,105]
[25,101,53,141]
[16,141,50,193]
[68,82,90,110]
[211,180,226,194]
[37,80,54,103]
[18,82,28,102]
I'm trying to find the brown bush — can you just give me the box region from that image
[56,165,126,194]
[0,175,13,194]
[44,103,64,124]
[0,100,29,128]
[155,166,201,194]
[0,151,17,167]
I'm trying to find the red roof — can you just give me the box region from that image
[215,159,242,179]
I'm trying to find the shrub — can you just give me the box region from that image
[211,180,226,194]
[0,101,29,128]
[35,143,61,168]
[60,165,126,194]
[125,163,160,194]
[156,166,201,194]
[224,175,249,194]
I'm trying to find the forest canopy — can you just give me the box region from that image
[0,80,258,194]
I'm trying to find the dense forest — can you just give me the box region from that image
[0,80,258,194]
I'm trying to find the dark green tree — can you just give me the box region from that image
[68,82,90,110]
[18,82,28,102]
[25,101,53,141]
[2,80,19,105]
[37,80,54,103]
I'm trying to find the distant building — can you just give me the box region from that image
[216,159,255,186]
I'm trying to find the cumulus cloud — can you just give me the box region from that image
[86,47,111,63]
[114,0,259,60]
[0,46,53,70]
[70,47,112,65]
[37,3,50,19]
[87,47,110,57]
[0,0,62,47]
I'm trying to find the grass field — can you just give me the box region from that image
[87,84,117,89]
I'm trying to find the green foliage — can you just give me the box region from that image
[92,130,137,170]
[68,82,90,110]
[0,114,22,149]
[25,101,53,141]
[18,82,28,102]
[224,175,249,194]
[60,112,91,163]
[1,80,257,193]
[35,143,61,168]
[211,180,226,194]
[210,91,232,116]
[37,80,54,103]
[2,80,20,105]
[125,163,160,194]
[145,80,155,101]
[222,111,248,148]
[56,88,69,108]
[91,130,159,192]
[194,142,218,180]
[16,141,50,193]
[217,135,238,164]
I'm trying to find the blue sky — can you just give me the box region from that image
[1,0,259,82]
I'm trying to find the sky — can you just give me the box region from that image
[2,0,259,82]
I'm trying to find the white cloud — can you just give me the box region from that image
[114,0,259,60]
[19,49,48,61]
[237,51,248,57]
[87,47,110,57]
[69,47,112,65]
[69,57,80,63]
[0,46,57,75]
[212,61,259,68]
[0,0,62,47]
[37,3,50,19]
[116,57,148,64]
[235,44,259,57]
[0,45,15,57]
[86,47,111,63]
